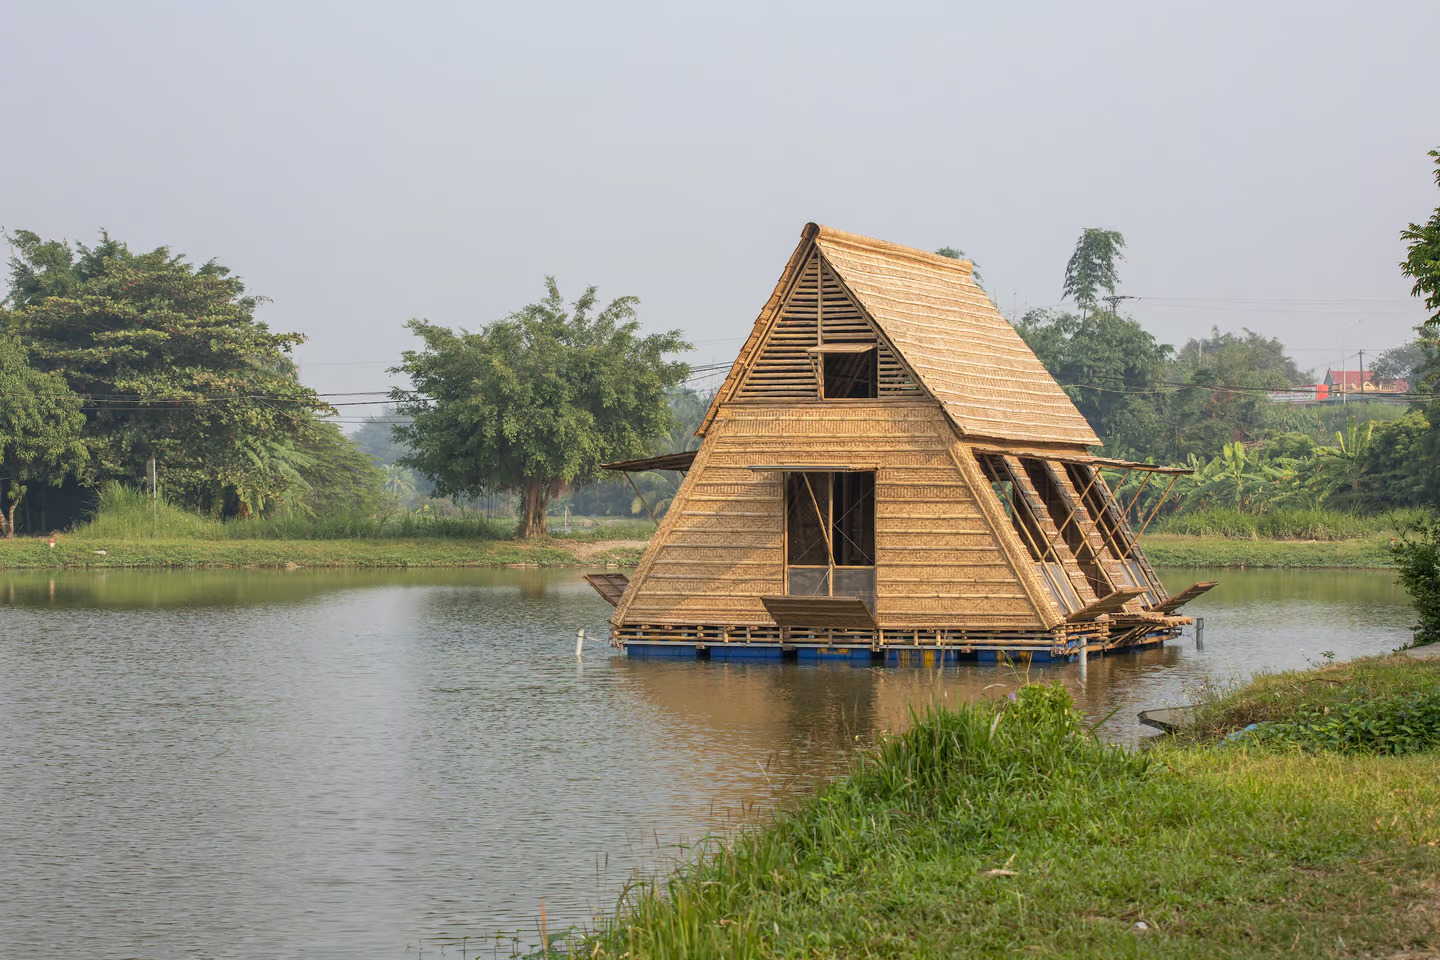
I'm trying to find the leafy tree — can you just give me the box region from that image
[1173,327,1310,384]
[1172,442,1293,513]
[564,387,709,518]
[1392,515,1440,647]
[1360,410,1431,507]
[383,464,418,505]
[1310,417,1375,510]
[1262,431,1319,461]
[1371,336,1434,388]
[1400,149,1440,331]
[0,337,89,537]
[285,421,390,516]
[3,230,329,515]
[391,278,691,537]
[351,411,434,500]
[1062,228,1125,314]
[1014,307,1171,454]
[1165,328,1311,458]
[351,412,415,467]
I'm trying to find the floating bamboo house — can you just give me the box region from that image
[586,224,1213,664]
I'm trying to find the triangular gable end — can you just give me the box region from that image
[698,228,928,435]
[732,250,923,402]
[698,224,1099,448]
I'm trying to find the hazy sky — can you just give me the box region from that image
[4,0,1437,419]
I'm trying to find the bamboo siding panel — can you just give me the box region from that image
[698,224,1096,445]
[736,252,820,401]
[948,441,1064,629]
[1002,455,1099,606]
[735,252,918,402]
[813,227,1098,446]
[620,403,1045,629]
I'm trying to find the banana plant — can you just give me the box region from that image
[1309,417,1375,509]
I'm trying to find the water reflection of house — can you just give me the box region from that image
[609,647,1185,764]
[588,225,1213,664]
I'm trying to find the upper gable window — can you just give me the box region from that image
[814,345,878,399]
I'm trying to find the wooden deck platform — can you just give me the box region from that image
[612,618,1182,664]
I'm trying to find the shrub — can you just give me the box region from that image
[1248,689,1440,754]
[1393,514,1440,647]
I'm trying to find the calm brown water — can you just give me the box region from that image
[0,566,1415,958]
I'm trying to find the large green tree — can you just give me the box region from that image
[1062,228,1126,314]
[1164,328,1311,458]
[1015,307,1171,455]
[0,336,89,537]
[285,420,391,517]
[1401,149,1440,331]
[391,278,691,537]
[4,230,330,514]
[1372,335,1435,388]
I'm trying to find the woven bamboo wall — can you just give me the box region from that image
[735,252,918,402]
[615,402,1046,630]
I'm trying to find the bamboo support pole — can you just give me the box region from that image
[1052,464,1104,542]
[1120,475,1178,559]
[1119,470,1150,519]
[801,472,835,587]
[624,473,658,524]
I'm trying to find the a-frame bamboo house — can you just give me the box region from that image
[586,224,1213,664]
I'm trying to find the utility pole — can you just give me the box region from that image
[1101,294,1138,314]
[1359,349,1365,397]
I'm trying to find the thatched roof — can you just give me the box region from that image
[700,224,1100,447]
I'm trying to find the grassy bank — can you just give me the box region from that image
[0,532,1394,570]
[1151,507,1423,541]
[0,484,652,569]
[1141,533,1395,568]
[0,536,649,569]
[0,486,1409,569]
[569,662,1440,959]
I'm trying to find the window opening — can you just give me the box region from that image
[1066,463,1164,606]
[977,454,1082,614]
[784,471,876,609]
[978,456,1045,562]
[1067,463,1126,558]
[1023,459,1111,597]
[785,473,830,567]
[822,349,878,399]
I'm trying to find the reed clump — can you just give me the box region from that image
[64,483,650,543]
[568,681,1440,960]
[1183,655,1440,746]
[1152,507,1424,541]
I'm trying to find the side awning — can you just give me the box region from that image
[584,573,630,607]
[601,450,698,473]
[967,447,1192,475]
[600,450,698,523]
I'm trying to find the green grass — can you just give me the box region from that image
[563,678,1440,959]
[11,485,1409,570]
[0,484,656,568]
[0,536,617,569]
[1152,507,1424,541]
[73,483,523,541]
[1140,533,1395,568]
[1183,654,1440,743]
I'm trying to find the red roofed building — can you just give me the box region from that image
[1323,369,1410,395]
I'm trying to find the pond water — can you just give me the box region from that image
[0,566,1415,958]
